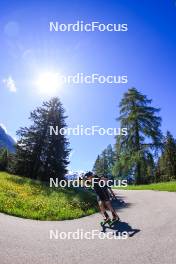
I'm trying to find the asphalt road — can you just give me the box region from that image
[0,190,176,264]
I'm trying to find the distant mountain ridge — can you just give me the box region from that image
[0,125,16,152]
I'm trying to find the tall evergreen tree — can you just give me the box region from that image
[114,88,162,184]
[0,148,8,171]
[93,154,101,175]
[98,149,109,175]
[106,144,115,173]
[157,131,176,181]
[15,97,70,181]
[93,144,115,177]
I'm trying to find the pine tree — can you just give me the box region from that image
[93,155,101,175]
[15,97,70,181]
[99,150,109,175]
[114,88,162,184]
[93,144,115,177]
[106,144,115,174]
[0,148,8,171]
[157,131,176,181]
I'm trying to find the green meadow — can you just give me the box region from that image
[0,172,98,220]
[115,181,176,192]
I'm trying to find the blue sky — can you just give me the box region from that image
[0,0,176,172]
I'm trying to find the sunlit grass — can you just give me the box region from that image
[114,181,176,192]
[0,172,97,220]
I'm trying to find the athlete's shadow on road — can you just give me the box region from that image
[101,194,140,237]
[101,221,140,237]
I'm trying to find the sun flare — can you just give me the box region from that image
[36,71,62,95]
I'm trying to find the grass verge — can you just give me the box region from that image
[0,172,98,220]
[114,181,176,192]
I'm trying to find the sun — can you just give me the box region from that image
[36,71,62,95]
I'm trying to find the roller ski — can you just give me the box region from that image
[100,218,111,227]
[109,216,120,227]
